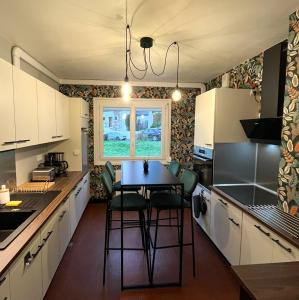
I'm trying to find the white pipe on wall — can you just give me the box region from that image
[11,46,60,83]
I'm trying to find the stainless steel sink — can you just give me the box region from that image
[0,210,36,242]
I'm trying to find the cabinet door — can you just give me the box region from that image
[194,90,215,148]
[10,233,43,300]
[69,190,77,237]
[40,214,60,296]
[225,204,243,265]
[37,80,56,144]
[55,92,70,140]
[210,192,230,251]
[13,67,38,148]
[0,272,10,300]
[58,197,71,259]
[0,59,16,151]
[80,99,89,119]
[240,214,273,265]
[271,234,299,263]
[82,173,90,210]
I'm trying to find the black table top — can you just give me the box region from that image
[215,184,278,206]
[121,160,180,187]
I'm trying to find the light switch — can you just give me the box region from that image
[73,149,80,156]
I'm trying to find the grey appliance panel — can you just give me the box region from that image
[255,144,280,192]
[213,143,256,185]
[0,150,16,190]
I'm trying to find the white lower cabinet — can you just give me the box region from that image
[0,272,10,300]
[210,191,242,265]
[40,214,60,296]
[271,233,299,262]
[82,173,90,211]
[58,197,71,260]
[10,233,43,300]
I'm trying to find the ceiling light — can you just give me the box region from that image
[122,0,181,101]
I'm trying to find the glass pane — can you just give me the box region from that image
[103,108,130,157]
[135,108,162,157]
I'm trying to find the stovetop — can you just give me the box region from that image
[214,185,278,206]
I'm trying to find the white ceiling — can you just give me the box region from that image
[0,0,298,83]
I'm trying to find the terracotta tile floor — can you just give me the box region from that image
[45,203,240,300]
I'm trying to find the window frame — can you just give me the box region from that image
[94,98,171,165]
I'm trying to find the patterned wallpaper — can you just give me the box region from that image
[205,53,263,93]
[59,84,200,199]
[278,10,299,215]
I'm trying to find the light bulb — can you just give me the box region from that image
[121,81,132,102]
[172,88,182,101]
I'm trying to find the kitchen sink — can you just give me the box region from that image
[0,190,61,250]
[0,210,36,243]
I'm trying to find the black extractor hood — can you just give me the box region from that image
[240,40,287,144]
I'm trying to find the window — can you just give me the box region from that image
[94,98,171,164]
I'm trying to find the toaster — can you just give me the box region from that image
[32,167,55,182]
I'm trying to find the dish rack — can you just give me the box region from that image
[13,181,55,194]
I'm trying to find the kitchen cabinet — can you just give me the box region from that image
[40,213,60,296]
[210,191,243,265]
[13,66,39,148]
[69,187,79,237]
[0,272,10,300]
[55,92,70,141]
[37,80,57,144]
[80,100,89,119]
[0,59,16,151]
[58,196,71,260]
[240,213,274,265]
[82,173,90,210]
[241,213,299,265]
[194,88,259,148]
[10,233,43,300]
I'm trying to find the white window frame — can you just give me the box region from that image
[94,98,171,165]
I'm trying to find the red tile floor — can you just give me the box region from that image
[45,203,240,300]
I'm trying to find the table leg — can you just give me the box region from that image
[121,187,124,290]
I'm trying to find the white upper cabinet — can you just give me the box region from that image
[0,58,16,151]
[13,66,39,148]
[194,88,259,148]
[37,80,57,144]
[55,92,70,140]
[80,99,89,119]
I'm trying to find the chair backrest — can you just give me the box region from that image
[105,161,115,181]
[180,169,199,196]
[100,170,113,197]
[169,160,181,177]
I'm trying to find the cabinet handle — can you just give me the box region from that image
[56,135,63,138]
[52,136,57,139]
[59,210,67,220]
[218,198,227,206]
[229,217,239,227]
[0,276,6,286]
[205,143,212,146]
[2,141,16,145]
[271,238,292,253]
[254,225,270,237]
[16,139,30,143]
[84,179,88,184]
[32,243,44,258]
[43,230,53,242]
[3,297,7,300]
[24,251,33,267]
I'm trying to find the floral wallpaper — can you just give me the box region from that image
[205,53,263,94]
[278,10,299,215]
[59,84,200,199]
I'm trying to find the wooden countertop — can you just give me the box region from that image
[232,262,299,300]
[211,186,299,249]
[0,171,87,276]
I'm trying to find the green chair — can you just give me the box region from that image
[149,169,199,278]
[101,169,148,285]
[105,161,140,192]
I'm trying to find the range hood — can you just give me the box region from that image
[240,41,287,144]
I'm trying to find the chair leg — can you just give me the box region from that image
[151,209,160,281]
[176,208,180,243]
[139,210,146,250]
[107,210,112,254]
[168,209,171,225]
[190,206,196,277]
[103,206,110,285]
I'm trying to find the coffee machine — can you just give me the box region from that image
[43,152,68,177]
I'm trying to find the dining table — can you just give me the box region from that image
[120,160,184,290]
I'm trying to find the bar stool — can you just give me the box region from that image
[149,169,199,278]
[101,170,148,285]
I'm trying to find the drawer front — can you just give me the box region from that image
[0,272,10,300]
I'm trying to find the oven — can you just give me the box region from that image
[192,145,213,190]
